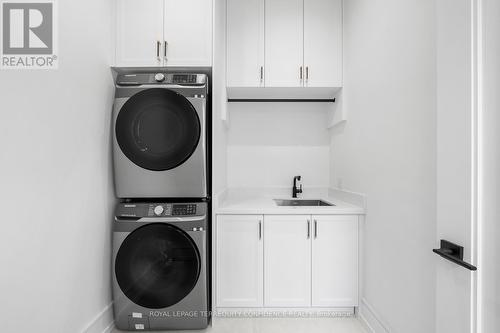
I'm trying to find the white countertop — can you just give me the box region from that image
[215,188,365,215]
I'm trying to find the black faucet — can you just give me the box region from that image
[292,176,303,198]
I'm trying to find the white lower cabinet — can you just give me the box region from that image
[264,215,311,307]
[216,215,263,307]
[216,214,358,309]
[311,215,358,307]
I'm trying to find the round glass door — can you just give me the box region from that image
[116,88,201,171]
[115,223,201,309]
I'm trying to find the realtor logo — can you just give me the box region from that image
[1,0,58,69]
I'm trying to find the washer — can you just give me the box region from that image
[112,202,209,331]
[113,73,208,198]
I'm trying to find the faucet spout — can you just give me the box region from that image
[292,176,303,198]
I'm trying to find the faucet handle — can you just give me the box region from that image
[299,184,303,193]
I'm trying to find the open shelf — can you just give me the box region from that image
[222,87,345,129]
[226,87,341,100]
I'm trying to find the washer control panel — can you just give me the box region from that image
[146,203,197,217]
[115,202,206,218]
[153,205,165,216]
[172,204,197,216]
[147,204,172,217]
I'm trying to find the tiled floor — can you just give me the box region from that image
[112,317,368,333]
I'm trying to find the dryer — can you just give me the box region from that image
[113,73,208,198]
[112,202,209,330]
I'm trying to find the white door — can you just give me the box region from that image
[311,215,358,307]
[163,0,212,66]
[226,0,265,87]
[265,0,304,87]
[479,0,500,331]
[303,0,342,87]
[264,215,311,307]
[115,0,164,67]
[436,0,479,332]
[216,215,263,307]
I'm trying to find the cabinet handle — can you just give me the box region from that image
[260,66,264,83]
[314,220,318,239]
[306,66,309,83]
[259,220,262,240]
[307,220,310,239]
[300,66,303,82]
[156,41,161,61]
[164,41,168,61]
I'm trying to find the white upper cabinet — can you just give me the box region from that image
[216,215,264,308]
[304,0,343,87]
[164,0,212,66]
[226,0,264,87]
[311,215,358,307]
[264,215,311,307]
[115,0,212,67]
[226,0,342,89]
[116,0,164,67]
[265,0,304,87]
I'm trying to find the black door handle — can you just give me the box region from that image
[433,239,477,271]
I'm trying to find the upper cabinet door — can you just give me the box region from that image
[311,215,358,307]
[116,0,164,67]
[264,215,311,307]
[265,0,304,87]
[304,0,342,87]
[164,0,213,66]
[226,0,265,87]
[216,215,264,308]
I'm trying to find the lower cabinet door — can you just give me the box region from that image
[216,215,264,307]
[312,215,359,307]
[264,215,311,307]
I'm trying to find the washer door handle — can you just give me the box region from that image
[114,216,140,222]
[115,216,206,223]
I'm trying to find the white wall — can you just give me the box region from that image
[227,102,331,188]
[331,0,437,332]
[212,0,228,195]
[0,0,115,332]
[479,0,500,331]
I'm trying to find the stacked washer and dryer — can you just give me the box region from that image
[111,71,211,331]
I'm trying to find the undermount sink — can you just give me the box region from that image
[273,199,335,207]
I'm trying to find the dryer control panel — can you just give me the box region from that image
[116,73,206,86]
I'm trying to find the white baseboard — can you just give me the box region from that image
[82,302,115,333]
[358,298,390,333]
[214,307,355,318]
[101,322,115,333]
